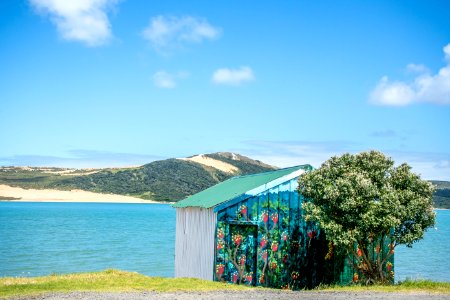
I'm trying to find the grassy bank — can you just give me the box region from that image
[0,270,249,298]
[318,279,450,293]
[1,269,449,299]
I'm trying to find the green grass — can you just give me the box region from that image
[317,279,450,293]
[0,269,249,299]
[1,270,449,299]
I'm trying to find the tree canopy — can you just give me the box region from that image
[298,151,435,284]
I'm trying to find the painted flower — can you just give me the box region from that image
[216,263,225,277]
[259,274,265,284]
[217,229,225,239]
[386,262,393,272]
[389,243,395,254]
[232,271,239,283]
[245,272,253,283]
[357,248,362,257]
[271,242,278,252]
[232,234,242,247]
[217,240,224,250]
[307,230,317,239]
[291,271,299,280]
[261,250,268,261]
[281,231,288,241]
[260,211,269,224]
[271,212,278,225]
[240,254,246,266]
[260,236,268,248]
[239,204,247,216]
[270,261,277,270]
[282,254,288,263]
[352,273,359,282]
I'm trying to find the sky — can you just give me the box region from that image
[0,0,449,180]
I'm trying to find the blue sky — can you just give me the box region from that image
[1,0,449,180]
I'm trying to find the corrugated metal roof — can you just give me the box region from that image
[172,165,312,209]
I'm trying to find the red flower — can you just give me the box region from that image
[307,230,316,239]
[240,205,247,216]
[217,241,224,250]
[232,234,242,247]
[271,242,278,252]
[232,272,239,283]
[217,229,224,239]
[261,211,269,224]
[357,248,362,257]
[259,274,265,284]
[261,250,268,261]
[216,264,225,277]
[282,255,288,263]
[240,255,246,266]
[352,273,359,282]
[386,262,393,272]
[282,231,288,241]
[260,236,267,248]
[245,273,253,283]
[271,213,278,225]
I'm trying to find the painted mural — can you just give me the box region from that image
[214,178,394,289]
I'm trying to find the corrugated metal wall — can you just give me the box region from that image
[175,207,217,280]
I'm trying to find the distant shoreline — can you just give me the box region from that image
[0,184,164,204]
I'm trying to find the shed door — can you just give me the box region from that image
[227,224,258,285]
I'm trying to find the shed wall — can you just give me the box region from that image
[175,207,217,280]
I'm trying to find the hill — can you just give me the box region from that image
[0,152,276,202]
[1,154,448,206]
[431,181,450,209]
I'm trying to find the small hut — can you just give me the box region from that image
[173,166,393,288]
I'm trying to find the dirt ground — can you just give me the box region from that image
[11,290,450,300]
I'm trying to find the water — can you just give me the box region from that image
[0,202,175,277]
[0,202,449,282]
[395,209,450,282]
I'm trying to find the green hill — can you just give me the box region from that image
[1,155,448,206]
[0,152,276,202]
[431,181,450,209]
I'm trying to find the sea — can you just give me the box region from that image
[0,202,449,282]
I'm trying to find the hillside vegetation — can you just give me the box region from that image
[0,153,448,206]
[0,152,275,202]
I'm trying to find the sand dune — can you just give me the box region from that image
[178,155,238,173]
[0,184,159,204]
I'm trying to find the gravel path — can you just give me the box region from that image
[11,290,450,300]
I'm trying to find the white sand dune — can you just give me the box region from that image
[178,155,238,173]
[0,184,159,204]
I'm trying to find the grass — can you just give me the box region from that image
[0,269,249,299]
[317,279,450,293]
[1,270,449,299]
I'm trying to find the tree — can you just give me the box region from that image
[298,151,435,284]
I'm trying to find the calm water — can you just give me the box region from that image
[0,202,449,282]
[0,202,175,277]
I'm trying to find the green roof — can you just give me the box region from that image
[172,165,311,209]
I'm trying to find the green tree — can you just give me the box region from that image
[298,151,435,284]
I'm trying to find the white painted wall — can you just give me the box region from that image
[175,207,217,280]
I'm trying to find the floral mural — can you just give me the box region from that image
[213,178,394,289]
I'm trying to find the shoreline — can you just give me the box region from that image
[0,184,163,204]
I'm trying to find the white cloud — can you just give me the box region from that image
[212,66,255,86]
[142,15,220,53]
[369,43,450,106]
[29,0,118,47]
[406,63,429,74]
[152,70,189,89]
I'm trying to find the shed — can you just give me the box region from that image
[173,165,393,288]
